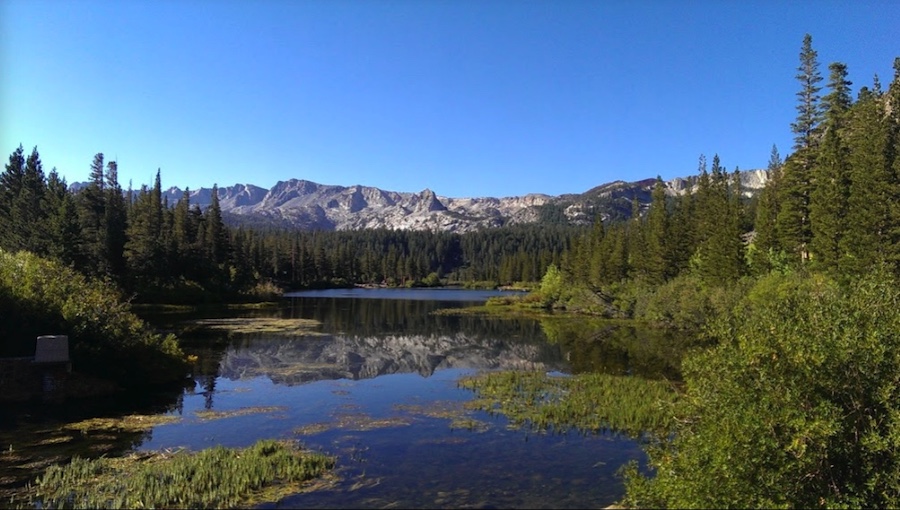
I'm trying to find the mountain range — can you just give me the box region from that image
[80,170,769,233]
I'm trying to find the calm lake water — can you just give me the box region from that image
[4,288,685,508]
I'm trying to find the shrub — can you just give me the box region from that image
[634,274,753,331]
[0,249,188,387]
[624,267,900,508]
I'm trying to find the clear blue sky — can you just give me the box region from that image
[2,0,898,197]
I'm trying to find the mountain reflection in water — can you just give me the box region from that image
[217,331,567,384]
[131,289,685,508]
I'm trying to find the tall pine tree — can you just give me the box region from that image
[777,35,824,263]
[0,145,27,251]
[809,62,852,273]
[750,145,783,274]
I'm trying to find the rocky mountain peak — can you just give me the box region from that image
[77,169,769,233]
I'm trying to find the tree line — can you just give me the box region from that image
[559,35,900,305]
[0,152,576,301]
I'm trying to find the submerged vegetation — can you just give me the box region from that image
[184,317,322,335]
[194,406,288,422]
[459,370,678,438]
[28,439,336,509]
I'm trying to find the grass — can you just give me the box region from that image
[294,413,411,436]
[225,301,281,310]
[28,439,336,509]
[292,402,493,437]
[430,302,555,319]
[0,413,181,506]
[184,317,322,335]
[394,402,492,433]
[458,370,680,438]
[64,414,181,434]
[195,406,287,421]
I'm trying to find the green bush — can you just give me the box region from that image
[634,274,753,331]
[0,249,188,387]
[537,264,565,306]
[624,267,900,508]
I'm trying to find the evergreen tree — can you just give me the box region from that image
[20,147,48,253]
[204,184,230,267]
[627,196,647,280]
[889,58,900,269]
[695,156,745,283]
[667,189,695,277]
[171,188,195,277]
[777,35,824,263]
[124,170,166,288]
[750,145,783,274]
[103,160,128,280]
[77,153,109,275]
[809,62,853,274]
[840,80,894,275]
[791,33,824,154]
[0,145,26,250]
[44,169,83,267]
[642,176,670,284]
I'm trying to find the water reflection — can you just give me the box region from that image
[171,293,692,387]
[130,291,691,508]
[215,331,567,385]
[540,318,695,380]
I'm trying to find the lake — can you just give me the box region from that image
[2,288,684,508]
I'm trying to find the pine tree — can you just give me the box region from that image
[777,34,824,263]
[19,147,48,253]
[809,62,853,273]
[888,58,900,268]
[840,78,894,275]
[588,217,611,288]
[77,153,109,275]
[204,184,229,266]
[695,155,745,283]
[750,145,783,274]
[171,188,194,277]
[665,192,689,277]
[124,170,166,288]
[643,176,670,284]
[627,196,647,280]
[44,169,83,267]
[0,145,26,250]
[792,34,824,155]
[104,160,128,279]
[605,224,629,283]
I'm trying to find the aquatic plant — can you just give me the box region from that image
[30,439,335,509]
[184,317,322,335]
[459,370,678,438]
[194,406,287,421]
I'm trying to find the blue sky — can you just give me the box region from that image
[2,0,898,198]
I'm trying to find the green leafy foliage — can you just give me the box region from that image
[624,269,900,508]
[0,249,187,386]
[632,273,751,331]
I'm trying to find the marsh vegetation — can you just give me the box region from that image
[29,439,335,509]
